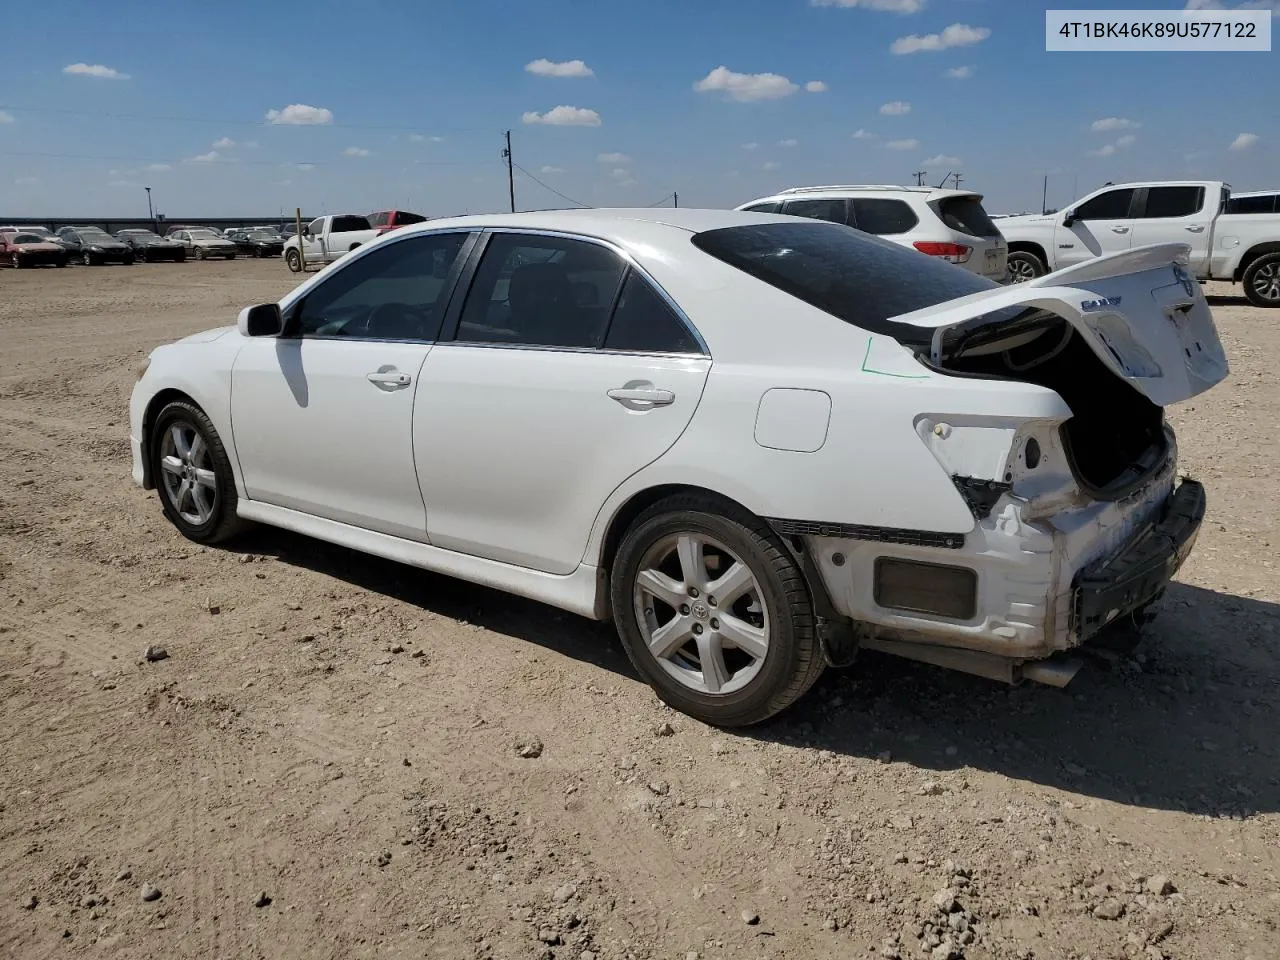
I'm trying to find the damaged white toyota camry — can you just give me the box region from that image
[130,209,1227,726]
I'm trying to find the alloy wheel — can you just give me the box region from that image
[1007,257,1038,283]
[158,421,218,526]
[1250,261,1280,304]
[632,532,770,696]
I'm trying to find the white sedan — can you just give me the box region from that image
[130,209,1227,726]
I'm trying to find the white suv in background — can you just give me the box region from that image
[736,185,1009,281]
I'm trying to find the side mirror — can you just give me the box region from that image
[1062,212,1077,228]
[238,303,284,338]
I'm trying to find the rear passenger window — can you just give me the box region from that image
[1224,194,1278,215]
[604,271,700,354]
[781,199,848,224]
[1073,188,1135,221]
[849,199,918,235]
[742,201,782,214]
[456,234,626,348]
[1142,186,1205,219]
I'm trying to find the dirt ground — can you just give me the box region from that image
[0,259,1277,960]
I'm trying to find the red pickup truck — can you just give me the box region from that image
[368,210,428,237]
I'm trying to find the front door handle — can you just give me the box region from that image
[1110,226,1129,234]
[1184,224,1205,233]
[367,371,412,387]
[608,386,675,408]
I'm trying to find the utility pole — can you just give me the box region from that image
[673,191,678,208]
[952,173,963,191]
[912,170,926,186]
[145,186,154,228]
[502,130,515,213]
[1041,174,1049,215]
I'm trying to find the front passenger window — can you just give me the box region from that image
[1073,188,1136,221]
[292,233,468,341]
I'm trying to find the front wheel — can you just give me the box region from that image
[1006,250,1046,283]
[124,255,135,266]
[151,400,247,544]
[195,247,206,261]
[610,495,824,727]
[285,249,302,273]
[82,252,94,267]
[1243,253,1280,308]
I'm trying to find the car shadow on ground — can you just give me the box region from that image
[232,529,1279,818]
[1205,293,1250,307]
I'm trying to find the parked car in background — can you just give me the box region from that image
[169,228,238,261]
[1,230,69,268]
[736,185,1009,282]
[996,180,1280,307]
[1,224,55,240]
[282,214,378,272]
[226,227,285,258]
[116,229,188,262]
[56,225,134,265]
[368,209,428,236]
[131,209,1223,725]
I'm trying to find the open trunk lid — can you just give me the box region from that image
[890,243,1228,407]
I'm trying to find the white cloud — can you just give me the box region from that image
[811,0,924,11]
[265,103,334,125]
[891,23,990,54]
[885,138,920,150]
[610,168,638,186]
[921,153,960,165]
[1185,0,1280,15]
[1230,132,1260,151]
[343,146,372,157]
[213,137,236,149]
[184,150,220,163]
[0,110,13,124]
[1089,144,1117,158]
[597,152,631,163]
[522,105,602,126]
[144,163,172,172]
[540,165,565,174]
[879,100,911,116]
[805,80,829,93]
[15,176,38,185]
[763,161,783,171]
[276,179,292,187]
[296,163,315,171]
[1116,134,1138,148]
[742,142,760,151]
[693,65,799,102]
[408,134,446,143]
[243,140,258,148]
[852,128,877,140]
[525,58,595,78]
[109,180,142,188]
[63,62,129,80]
[1091,116,1140,132]
[778,138,798,147]
[944,65,972,79]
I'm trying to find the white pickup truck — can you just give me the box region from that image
[283,214,379,273]
[998,180,1280,307]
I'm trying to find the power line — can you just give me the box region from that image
[644,192,677,207]
[511,162,591,208]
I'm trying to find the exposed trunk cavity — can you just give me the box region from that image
[933,313,1168,499]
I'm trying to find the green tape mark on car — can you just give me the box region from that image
[861,336,930,379]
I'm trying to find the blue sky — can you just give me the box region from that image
[1,0,1275,219]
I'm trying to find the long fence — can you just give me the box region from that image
[0,215,308,234]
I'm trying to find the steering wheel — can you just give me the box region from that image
[365,302,432,340]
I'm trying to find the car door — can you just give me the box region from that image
[171,231,191,253]
[57,227,82,254]
[414,230,712,575]
[229,230,475,540]
[302,218,327,263]
[1128,185,1214,274]
[1055,186,1137,268]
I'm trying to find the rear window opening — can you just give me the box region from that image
[932,196,1001,238]
[934,315,1168,498]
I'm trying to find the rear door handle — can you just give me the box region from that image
[1184,225,1205,233]
[608,386,675,407]
[367,371,412,387]
[1111,226,1129,234]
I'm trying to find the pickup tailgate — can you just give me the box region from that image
[891,243,1228,406]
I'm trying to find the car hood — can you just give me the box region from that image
[14,240,62,251]
[83,238,126,248]
[133,236,179,246]
[192,237,233,246]
[173,325,236,345]
[993,213,1055,228]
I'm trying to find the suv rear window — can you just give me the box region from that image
[1224,193,1277,215]
[394,212,428,225]
[691,221,999,344]
[933,196,1001,238]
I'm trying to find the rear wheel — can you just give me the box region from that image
[81,251,93,266]
[610,494,824,727]
[1007,250,1046,283]
[195,247,206,261]
[151,401,247,544]
[1243,253,1280,308]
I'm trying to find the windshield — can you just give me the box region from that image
[79,228,113,241]
[123,230,161,240]
[248,228,282,239]
[12,233,48,243]
[188,229,220,240]
[690,220,1000,345]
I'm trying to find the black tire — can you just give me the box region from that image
[176,251,186,263]
[1006,250,1047,283]
[56,259,67,268]
[227,253,236,260]
[12,256,22,270]
[610,494,824,727]
[82,251,94,266]
[1242,252,1280,309]
[195,247,206,261]
[124,255,135,266]
[150,400,248,545]
[285,248,302,273]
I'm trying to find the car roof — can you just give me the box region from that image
[394,207,783,244]
[1230,189,1277,198]
[743,185,980,204]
